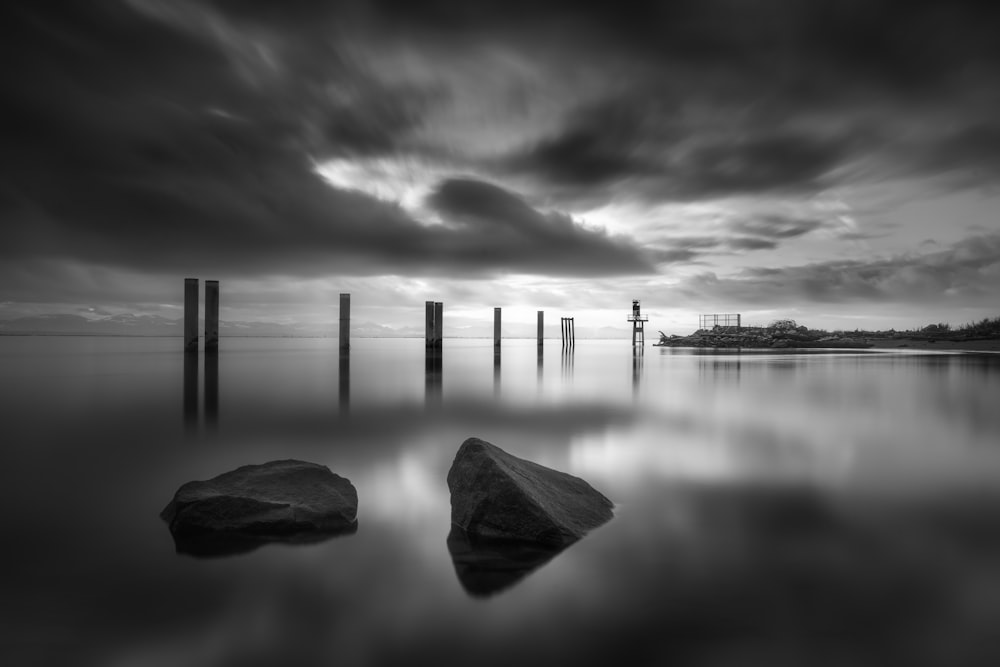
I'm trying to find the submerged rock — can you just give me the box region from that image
[447,437,613,548]
[161,459,357,556]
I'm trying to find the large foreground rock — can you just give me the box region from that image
[161,459,357,556]
[447,437,613,548]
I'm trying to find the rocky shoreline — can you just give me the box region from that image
[654,328,874,349]
[654,326,1000,351]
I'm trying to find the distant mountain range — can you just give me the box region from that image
[0,313,632,339]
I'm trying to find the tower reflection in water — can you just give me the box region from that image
[632,346,643,398]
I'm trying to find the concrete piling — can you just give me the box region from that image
[339,293,350,352]
[425,301,435,348]
[184,278,199,353]
[205,280,219,353]
[434,302,443,349]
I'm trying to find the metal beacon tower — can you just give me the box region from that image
[628,299,648,346]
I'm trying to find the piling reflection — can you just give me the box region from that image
[493,349,501,397]
[561,344,574,380]
[205,350,218,429]
[183,351,198,433]
[425,350,442,405]
[339,352,350,412]
[446,528,563,597]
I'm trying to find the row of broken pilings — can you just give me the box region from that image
[182,281,576,354]
[160,437,614,597]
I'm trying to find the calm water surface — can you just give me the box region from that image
[2,337,1000,666]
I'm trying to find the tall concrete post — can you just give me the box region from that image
[494,307,501,349]
[537,311,544,347]
[184,278,198,353]
[339,293,350,352]
[205,280,219,353]
[434,302,443,349]
[425,301,435,349]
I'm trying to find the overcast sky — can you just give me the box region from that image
[2,0,999,334]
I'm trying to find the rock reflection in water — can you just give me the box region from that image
[446,528,563,597]
[168,523,358,558]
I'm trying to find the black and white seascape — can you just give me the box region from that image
[2,2,1000,667]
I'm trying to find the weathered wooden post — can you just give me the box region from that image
[537,310,544,348]
[205,280,219,353]
[425,300,443,403]
[434,301,443,350]
[494,307,501,349]
[560,317,575,347]
[339,293,350,352]
[184,278,199,353]
[425,301,435,349]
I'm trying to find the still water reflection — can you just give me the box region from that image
[2,337,1000,666]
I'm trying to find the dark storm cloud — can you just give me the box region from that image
[498,97,860,203]
[680,233,1000,306]
[3,0,999,293]
[642,214,824,265]
[0,1,654,280]
[499,102,660,189]
[479,0,1000,206]
[426,179,657,273]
